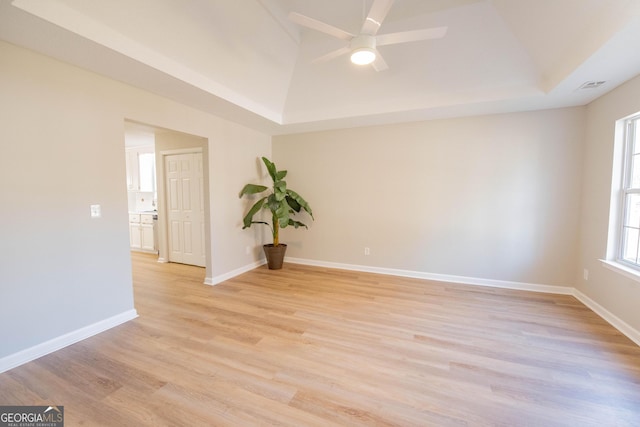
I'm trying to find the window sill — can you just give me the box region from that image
[600,259,640,283]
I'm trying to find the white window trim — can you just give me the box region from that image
[600,259,640,283]
[604,113,640,282]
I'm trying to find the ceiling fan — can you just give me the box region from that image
[288,0,448,71]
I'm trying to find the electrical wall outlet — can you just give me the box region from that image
[583,269,589,280]
[364,247,370,256]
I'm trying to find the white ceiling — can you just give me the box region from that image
[1,0,640,135]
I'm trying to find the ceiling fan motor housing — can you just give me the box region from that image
[350,34,376,51]
[350,35,376,64]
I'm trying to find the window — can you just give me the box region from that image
[618,114,640,268]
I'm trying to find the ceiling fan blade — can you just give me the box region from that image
[361,0,394,35]
[312,46,351,64]
[289,12,354,41]
[372,51,389,71]
[376,26,448,46]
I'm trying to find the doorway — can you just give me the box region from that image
[124,120,210,273]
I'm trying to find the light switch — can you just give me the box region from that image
[90,204,101,218]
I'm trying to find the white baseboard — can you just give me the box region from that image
[205,259,267,285]
[0,309,138,374]
[285,257,573,295]
[572,289,640,347]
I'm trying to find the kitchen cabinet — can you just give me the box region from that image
[126,146,156,192]
[125,150,138,191]
[129,213,157,253]
[140,214,156,252]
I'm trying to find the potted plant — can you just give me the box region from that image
[239,157,313,269]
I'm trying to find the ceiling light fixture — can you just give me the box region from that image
[350,35,376,65]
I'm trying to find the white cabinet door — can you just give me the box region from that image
[140,214,156,252]
[138,152,156,192]
[131,213,156,253]
[129,223,142,249]
[125,150,140,191]
[125,146,155,192]
[141,224,155,251]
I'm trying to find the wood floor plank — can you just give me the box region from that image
[1,253,640,426]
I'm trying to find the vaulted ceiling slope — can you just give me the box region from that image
[1,0,640,135]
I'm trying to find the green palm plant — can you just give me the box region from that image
[239,157,313,247]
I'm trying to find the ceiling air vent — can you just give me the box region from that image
[578,81,606,90]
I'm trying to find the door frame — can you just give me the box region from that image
[156,147,210,271]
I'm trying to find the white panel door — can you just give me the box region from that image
[165,153,205,267]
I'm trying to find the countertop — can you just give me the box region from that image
[129,211,158,219]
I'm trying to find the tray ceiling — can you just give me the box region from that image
[1,0,640,134]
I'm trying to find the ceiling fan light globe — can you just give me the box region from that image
[351,48,376,65]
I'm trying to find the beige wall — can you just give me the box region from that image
[578,74,640,333]
[0,41,270,359]
[274,107,586,287]
[2,32,638,362]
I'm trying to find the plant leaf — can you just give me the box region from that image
[275,202,290,228]
[262,157,277,181]
[275,170,287,180]
[288,219,308,229]
[286,195,301,212]
[239,184,267,198]
[242,197,267,228]
[274,180,287,201]
[286,190,313,219]
[266,193,280,212]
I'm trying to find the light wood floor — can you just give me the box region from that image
[2,253,640,426]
